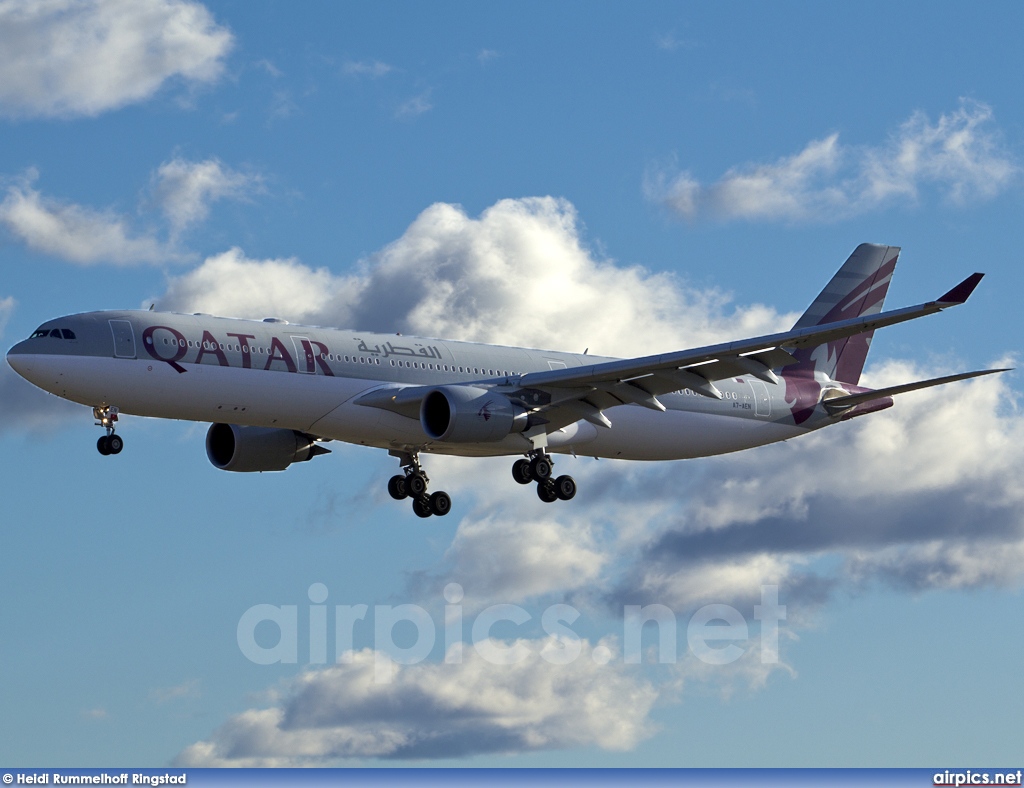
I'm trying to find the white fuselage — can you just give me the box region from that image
[7,310,816,461]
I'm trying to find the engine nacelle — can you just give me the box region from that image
[420,386,528,443]
[206,423,329,472]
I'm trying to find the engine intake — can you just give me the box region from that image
[206,423,330,472]
[421,386,528,443]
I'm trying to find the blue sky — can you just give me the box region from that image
[1,0,1023,767]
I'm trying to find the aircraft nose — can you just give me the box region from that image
[6,340,30,377]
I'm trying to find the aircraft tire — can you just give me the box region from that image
[554,475,576,501]
[407,473,427,497]
[531,455,553,481]
[388,475,409,500]
[512,459,533,484]
[429,491,452,516]
[537,482,558,503]
[97,436,112,456]
[108,434,124,455]
[412,496,433,518]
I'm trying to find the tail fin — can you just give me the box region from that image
[790,243,900,385]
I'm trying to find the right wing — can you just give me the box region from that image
[821,368,1009,414]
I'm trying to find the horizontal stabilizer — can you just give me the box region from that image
[823,368,1009,414]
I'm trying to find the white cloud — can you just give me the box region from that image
[149,678,201,703]
[156,197,793,356]
[616,362,1024,606]
[395,91,433,119]
[342,60,393,78]
[153,246,358,318]
[152,157,262,235]
[1,157,260,266]
[0,295,14,340]
[647,100,1018,222]
[632,554,800,612]
[0,0,233,119]
[0,174,179,266]
[435,511,608,608]
[175,638,657,765]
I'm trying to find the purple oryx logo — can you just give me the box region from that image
[477,400,494,421]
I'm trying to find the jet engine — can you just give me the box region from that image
[206,423,330,472]
[421,386,528,443]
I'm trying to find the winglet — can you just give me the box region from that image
[937,272,984,305]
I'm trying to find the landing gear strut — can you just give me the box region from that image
[94,406,123,456]
[387,450,451,518]
[512,450,576,503]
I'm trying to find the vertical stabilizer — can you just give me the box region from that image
[790,243,900,385]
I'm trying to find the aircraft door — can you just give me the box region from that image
[290,336,316,374]
[747,379,772,418]
[109,319,136,359]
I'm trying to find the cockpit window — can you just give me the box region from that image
[29,327,76,339]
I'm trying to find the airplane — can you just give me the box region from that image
[5,243,1007,518]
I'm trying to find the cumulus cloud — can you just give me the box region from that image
[646,100,1018,222]
[411,507,608,610]
[176,639,656,765]
[0,175,178,265]
[1,157,260,265]
[154,246,358,317]
[155,197,794,356]
[0,0,233,119]
[612,361,1024,610]
[152,157,263,235]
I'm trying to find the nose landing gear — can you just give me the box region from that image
[94,406,123,456]
[387,450,451,518]
[512,451,576,503]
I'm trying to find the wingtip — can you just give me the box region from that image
[937,272,985,304]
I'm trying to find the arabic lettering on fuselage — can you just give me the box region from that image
[354,338,442,359]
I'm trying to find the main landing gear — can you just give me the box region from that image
[94,406,124,456]
[512,450,576,503]
[387,450,451,519]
